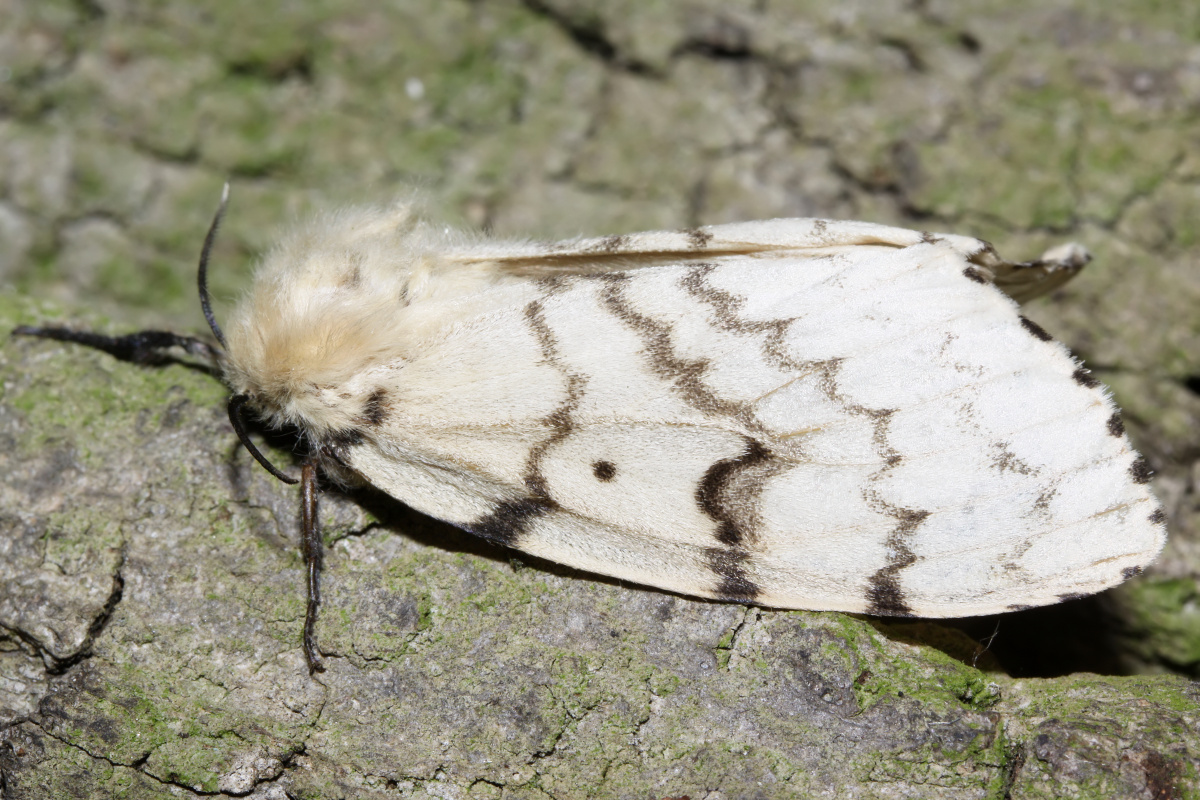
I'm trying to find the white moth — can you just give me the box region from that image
[16,189,1167,673]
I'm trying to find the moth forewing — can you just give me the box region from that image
[14,199,1167,675]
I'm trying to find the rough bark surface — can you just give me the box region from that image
[2,1,1199,798]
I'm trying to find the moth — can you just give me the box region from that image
[15,187,1167,673]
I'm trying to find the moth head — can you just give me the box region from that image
[201,190,422,486]
[198,184,299,487]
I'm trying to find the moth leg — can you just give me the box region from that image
[12,326,219,366]
[300,461,326,674]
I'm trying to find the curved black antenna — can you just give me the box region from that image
[199,183,231,350]
[228,394,299,485]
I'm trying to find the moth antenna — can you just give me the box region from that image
[11,326,218,366]
[227,394,299,485]
[199,183,231,350]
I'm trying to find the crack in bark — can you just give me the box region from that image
[8,718,309,798]
[0,545,127,677]
[715,606,756,671]
[520,0,659,76]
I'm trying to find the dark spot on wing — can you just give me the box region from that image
[684,227,713,249]
[705,547,760,602]
[992,443,1034,475]
[1072,367,1100,389]
[1006,603,1034,611]
[1019,316,1054,342]
[1058,592,1087,603]
[1130,457,1153,484]
[1121,566,1143,581]
[920,231,944,244]
[467,498,558,547]
[1106,412,1125,437]
[1149,508,1166,525]
[697,439,771,546]
[962,266,989,284]
[361,388,389,427]
[592,460,617,482]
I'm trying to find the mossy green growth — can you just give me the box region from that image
[198,75,307,178]
[714,625,738,669]
[977,722,1022,800]
[912,105,1078,230]
[1005,671,1199,724]
[39,512,124,576]
[1076,118,1179,224]
[4,297,147,448]
[549,651,607,719]
[147,731,258,793]
[97,662,307,791]
[1120,577,1200,671]
[42,664,183,766]
[4,343,225,471]
[835,617,1003,715]
[648,668,680,696]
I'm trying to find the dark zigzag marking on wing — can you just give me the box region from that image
[681,263,933,608]
[704,546,760,602]
[679,264,807,375]
[468,498,557,547]
[599,271,786,599]
[694,436,788,552]
[522,297,587,498]
[693,437,778,604]
[689,262,1012,612]
[865,507,928,615]
[811,359,930,616]
[598,273,747,421]
[465,295,583,548]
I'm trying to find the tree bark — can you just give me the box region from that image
[2,0,1198,797]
